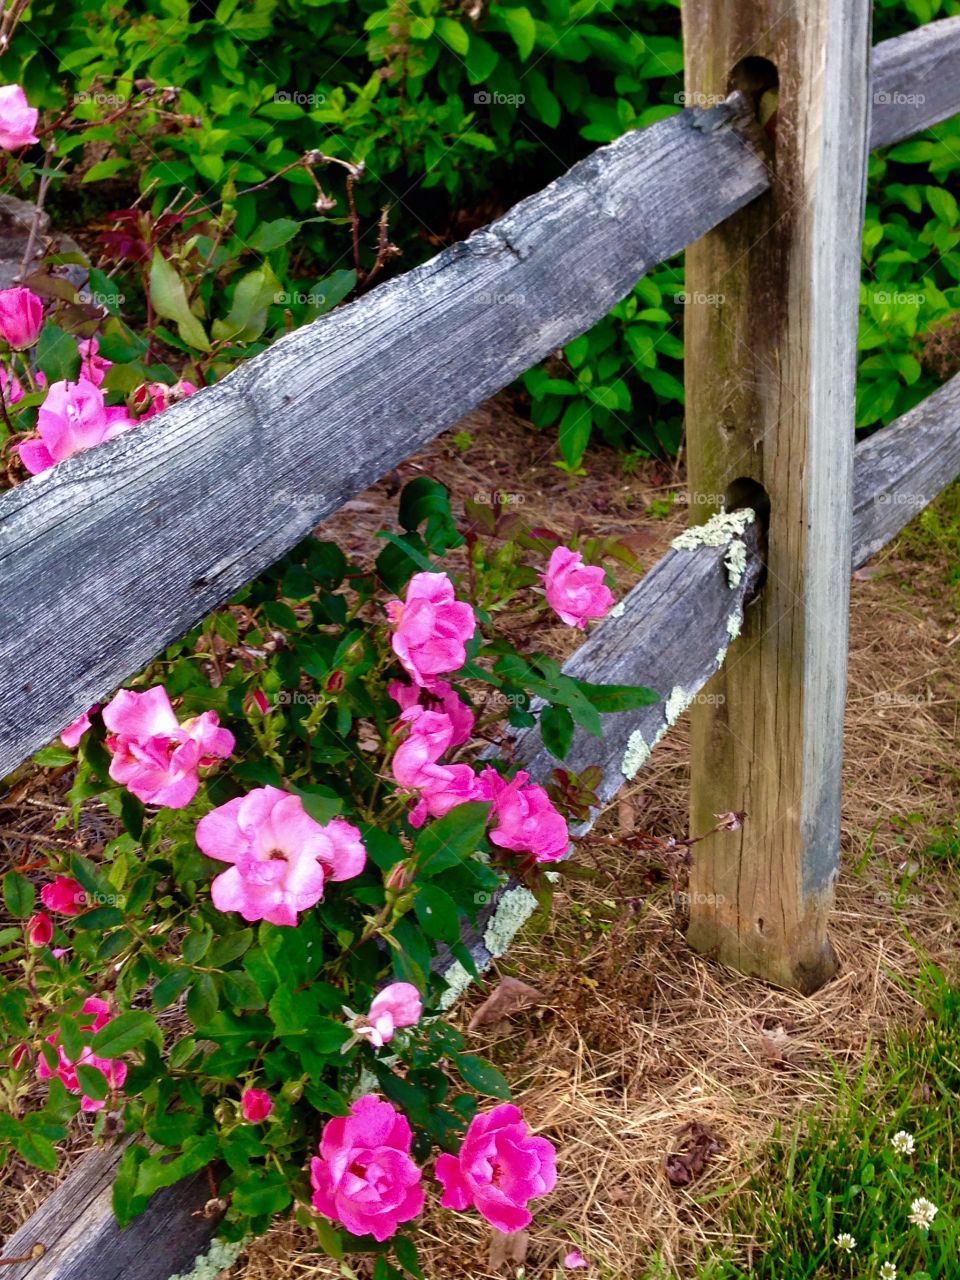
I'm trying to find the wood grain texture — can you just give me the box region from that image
[870,16,960,149]
[0,1140,217,1280]
[852,373,960,567]
[0,111,768,778]
[680,0,873,991]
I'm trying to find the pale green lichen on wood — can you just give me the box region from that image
[484,885,539,957]
[610,600,626,618]
[671,507,755,553]
[167,1237,248,1280]
[724,537,747,587]
[665,685,692,725]
[727,611,742,640]
[621,727,651,778]
[438,959,474,1010]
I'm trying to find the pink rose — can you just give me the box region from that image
[0,287,42,348]
[26,912,53,947]
[241,1087,273,1122]
[76,337,111,387]
[387,572,475,687]
[408,764,481,829]
[542,546,614,630]
[36,997,128,1112]
[355,982,422,1048]
[132,379,198,420]
[310,1094,424,1241]
[196,786,366,926]
[61,705,98,748]
[103,686,234,808]
[392,707,455,790]
[435,1103,557,1232]
[40,875,87,915]
[0,85,39,149]
[16,377,136,475]
[389,679,474,746]
[478,767,569,863]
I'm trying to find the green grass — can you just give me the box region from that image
[688,958,960,1280]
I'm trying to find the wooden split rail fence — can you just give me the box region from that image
[2,8,960,1278]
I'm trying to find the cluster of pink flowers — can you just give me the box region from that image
[386,575,569,861]
[17,376,136,475]
[131,378,199,419]
[196,785,366,926]
[26,874,89,948]
[0,84,38,150]
[310,1095,556,1241]
[102,686,234,808]
[35,997,127,1112]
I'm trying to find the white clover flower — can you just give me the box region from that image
[908,1197,938,1230]
[879,1262,897,1280]
[891,1130,915,1156]
[834,1232,857,1252]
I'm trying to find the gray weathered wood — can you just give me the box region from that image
[0,1139,216,1279]
[0,110,770,778]
[852,373,960,567]
[681,0,873,991]
[870,16,960,149]
[1,17,956,779]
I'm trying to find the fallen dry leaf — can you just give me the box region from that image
[664,1120,724,1186]
[468,976,545,1031]
[758,1023,793,1068]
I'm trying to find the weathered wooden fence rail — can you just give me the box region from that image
[3,11,960,1280]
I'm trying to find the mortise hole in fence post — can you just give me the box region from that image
[680,0,873,992]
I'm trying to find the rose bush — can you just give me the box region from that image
[0,461,657,1273]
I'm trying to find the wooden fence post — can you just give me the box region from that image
[680,0,873,990]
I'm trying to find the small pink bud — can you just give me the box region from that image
[241,1087,273,1123]
[0,286,43,349]
[26,912,53,947]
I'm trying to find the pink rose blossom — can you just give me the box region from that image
[61,705,98,748]
[542,546,614,630]
[387,572,475,687]
[26,912,53,947]
[76,337,111,387]
[0,85,39,149]
[36,997,128,1111]
[16,377,136,475]
[389,679,474,746]
[564,1250,589,1269]
[435,1103,557,1232]
[478,768,569,863]
[132,379,199,420]
[40,875,87,915]
[310,1094,424,1241]
[241,1087,273,1122]
[355,982,422,1048]
[196,786,366,926]
[103,686,234,808]
[408,764,481,829]
[390,705,483,828]
[0,287,42,349]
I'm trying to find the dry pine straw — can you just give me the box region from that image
[2,405,959,1279]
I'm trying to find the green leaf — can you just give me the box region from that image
[152,969,193,1010]
[926,184,959,225]
[134,1134,219,1198]
[112,1142,151,1227]
[12,1126,58,1172]
[558,400,592,468]
[82,157,131,184]
[75,1063,109,1100]
[540,704,574,759]
[33,743,76,767]
[3,871,35,918]
[394,1236,425,1279]
[575,681,661,713]
[91,1010,161,1057]
[211,262,282,343]
[413,883,461,943]
[453,1052,511,1098]
[207,928,255,968]
[310,268,357,315]
[436,16,469,54]
[149,250,211,352]
[501,6,536,59]
[248,217,301,252]
[35,322,80,383]
[465,34,498,83]
[414,802,490,877]
[187,973,219,1028]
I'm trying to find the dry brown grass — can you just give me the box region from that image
[2,407,958,1279]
